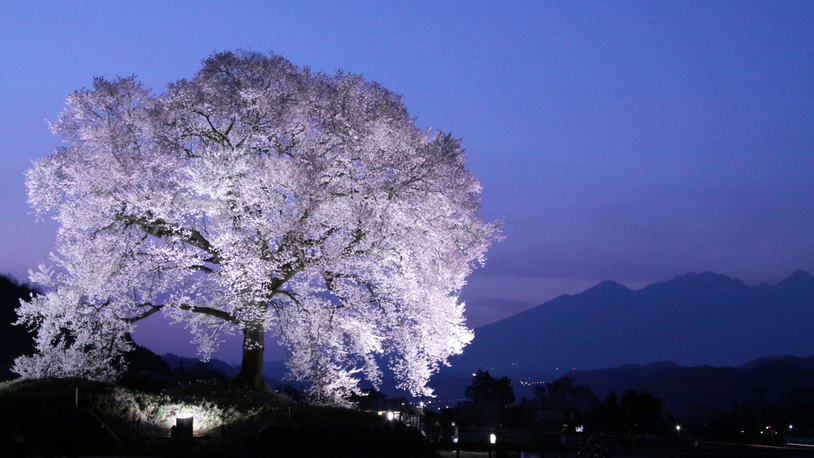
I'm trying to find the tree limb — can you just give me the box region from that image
[124,302,237,325]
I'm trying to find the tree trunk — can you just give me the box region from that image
[232,325,266,391]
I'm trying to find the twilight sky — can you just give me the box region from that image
[1,1,813,364]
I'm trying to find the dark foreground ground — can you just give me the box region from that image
[1,379,814,457]
[4,413,814,458]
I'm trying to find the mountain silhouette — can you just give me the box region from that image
[445,270,814,382]
[566,354,814,415]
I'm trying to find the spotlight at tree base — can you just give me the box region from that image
[488,432,497,458]
[175,413,193,444]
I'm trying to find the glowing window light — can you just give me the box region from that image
[490,433,497,444]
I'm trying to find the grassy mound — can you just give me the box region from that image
[0,377,391,455]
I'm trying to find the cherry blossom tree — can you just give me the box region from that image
[16,51,500,401]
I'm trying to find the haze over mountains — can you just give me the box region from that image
[444,270,814,383]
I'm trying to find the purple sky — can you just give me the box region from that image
[1,1,813,364]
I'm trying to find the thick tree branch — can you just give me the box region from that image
[124,302,237,325]
[123,303,164,323]
[190,264,217,273]
[178,304,237,324]
[117,214,222,263]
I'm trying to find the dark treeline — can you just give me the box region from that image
[693,386,814,443]
[452,374,670,436]
[446,371,814,445]
[0,274,38,381]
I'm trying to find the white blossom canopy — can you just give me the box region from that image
[16,51,500,401]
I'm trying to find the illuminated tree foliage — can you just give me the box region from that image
[16,51,500,403]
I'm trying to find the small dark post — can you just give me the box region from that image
[176,415,193,445]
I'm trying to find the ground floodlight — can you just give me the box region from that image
[176,413,193,444]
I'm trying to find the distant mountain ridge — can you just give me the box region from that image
[160,353,289,388]
[162,353,240,379]
[566,354,814,415]
[444,270,814,383]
